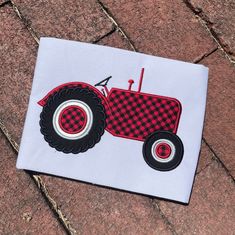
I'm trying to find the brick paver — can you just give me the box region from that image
[0,133,65,234]
[187,0,235,60]
[100,0,217,61]
[12,0,114,42]
[0,5,37,143]
[201,50,235,177]
[158,160,235,234]
[40,136,213,234]
[97,30,133,50]
[43,176,172,235]
[196,142,214,174]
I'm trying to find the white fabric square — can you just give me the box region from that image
[17,37,208,203]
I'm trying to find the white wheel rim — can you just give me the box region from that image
[151,139,176,163]
[53,100,93,140]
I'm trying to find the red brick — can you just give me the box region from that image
[201,50,235,177]
[42,176,172,235]
[100,0,217,61]
[13,0,114,42]
[196,142,213,174]
[0,133,65,234]
[188,0,235,60]
[158,160,235,234]
[0,5,37,143]
[97,30,133,50]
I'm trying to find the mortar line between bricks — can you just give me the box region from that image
[152,200,178,235]
[96,0,136,51]
[202,137,235,182]
[193,51,235,179]
[196,162,212,175]
[10,0,40,44]
[196,156,213,175]
[193,47,218,63]
[0,119,78,235]
[10,0,118,47]
[195,139,215,175]
[92,27,117,44]
[183,0,235,65]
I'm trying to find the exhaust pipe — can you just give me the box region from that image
[138,68,145,92]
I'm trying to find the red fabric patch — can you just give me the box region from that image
[156,143,171,159]
[59,105,87,134]
[105,89,181,141]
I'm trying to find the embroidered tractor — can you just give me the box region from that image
[38,68,184,171]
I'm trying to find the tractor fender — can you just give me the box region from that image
[38,82,108,109]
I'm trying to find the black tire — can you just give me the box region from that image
[143,131,183,171]
[40,87,106,154]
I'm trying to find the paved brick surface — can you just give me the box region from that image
[39,140,212,235]
[187,0,235,60]
[158,160,235,235]
[0,5,37,143]
[201,50,235,177]
[13,0,114,42]
[0,133,65,234]
[196,142,213,174]
[100,0,217,61]
[97,30,133,50]
[43,176,172,235]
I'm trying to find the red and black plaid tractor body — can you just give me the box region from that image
[38,68,184,171]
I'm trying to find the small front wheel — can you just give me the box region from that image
[143,131,184,171]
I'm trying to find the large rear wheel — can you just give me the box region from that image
[40,87,106,153]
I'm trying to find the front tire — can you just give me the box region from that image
[143,131,183,171]
[40,87,106,154]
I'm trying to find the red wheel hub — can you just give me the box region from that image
[155,143,172,159]
[59,105,87,134]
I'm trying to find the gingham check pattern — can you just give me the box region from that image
[60,106,86,134]
[106,89,180,140]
